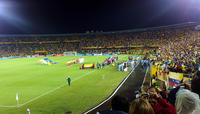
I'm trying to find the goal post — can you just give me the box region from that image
[64,51,77,56]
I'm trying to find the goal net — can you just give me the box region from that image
[64,51,77,56]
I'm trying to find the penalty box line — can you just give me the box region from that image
[0,71,95,108]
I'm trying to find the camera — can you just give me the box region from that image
[142,93,150,98]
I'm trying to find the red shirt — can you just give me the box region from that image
[152,97,177,114]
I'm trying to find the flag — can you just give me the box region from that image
[16,93,19,101]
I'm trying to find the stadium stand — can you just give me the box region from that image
[0,22,200,114]
[0,23,196,56]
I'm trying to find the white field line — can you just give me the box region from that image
[84,62,140,114]
[0,71,95,108]
[141,66,149,91]
[0,105,17,108]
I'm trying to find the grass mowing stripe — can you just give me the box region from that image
[19,71,95,107]
[0,55,136,113]
[0,71,95,108]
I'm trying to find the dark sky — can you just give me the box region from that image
[0,0,200,34]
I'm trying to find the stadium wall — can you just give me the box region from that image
[0,53,120,60]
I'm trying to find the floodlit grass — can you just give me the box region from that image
[0,55,134,114]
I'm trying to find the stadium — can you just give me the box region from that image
[0,0,200,114]
[0,22,199,114]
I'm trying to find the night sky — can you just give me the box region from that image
[0,0,200,34]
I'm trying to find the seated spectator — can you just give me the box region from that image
[175,89,200,114]
[97,95,129,114]
[145,86,177,114]
[167,83,191,106]
[129,98,154,114]
[147,86,161,98]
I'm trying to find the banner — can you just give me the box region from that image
[168,72,183,87]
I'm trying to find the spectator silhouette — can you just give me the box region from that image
[97,95,129,114]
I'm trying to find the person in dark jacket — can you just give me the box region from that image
[67,76,71,86]
[167,83,191,106]
[191,71,200,96]
[97,95,129,114]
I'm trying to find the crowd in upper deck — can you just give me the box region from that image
[0,26,199,57]
[0,24,200,114]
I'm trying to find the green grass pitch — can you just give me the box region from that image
[0,55,134,114]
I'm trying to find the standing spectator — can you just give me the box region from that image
[151,76,157,87]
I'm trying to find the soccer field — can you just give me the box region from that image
[0,55,134,114]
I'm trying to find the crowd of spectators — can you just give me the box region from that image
[0,25,199,58]
[94,24,199,114]
[0,23,199,114]
[0,26,197,55]
[97,71,200,114]
[156,31,200,74]
[0,24,199,75]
